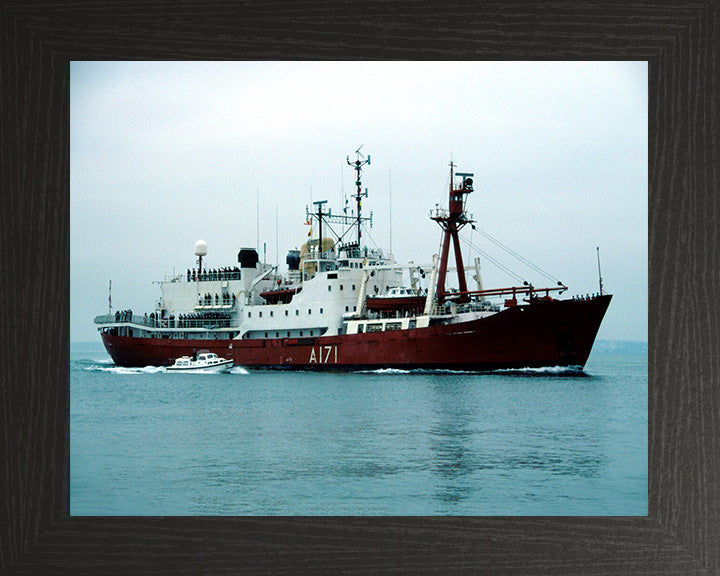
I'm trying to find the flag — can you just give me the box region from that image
[307,226,313,237]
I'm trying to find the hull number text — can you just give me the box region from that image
[309,345,338,364]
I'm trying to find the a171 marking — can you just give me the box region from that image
[309,345,338,364]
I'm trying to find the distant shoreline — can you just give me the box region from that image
[591,340,648,354]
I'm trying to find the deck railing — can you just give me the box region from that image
[94,314,232,329]
[94,314,152,326]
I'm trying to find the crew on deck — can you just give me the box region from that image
[187,267,241,282]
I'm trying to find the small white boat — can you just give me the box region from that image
[166,350,233,373]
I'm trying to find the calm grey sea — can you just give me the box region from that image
[70,342,647,516]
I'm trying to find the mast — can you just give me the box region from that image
[313,200,328,256]
[389,168,392,254]
[347,147,370,247]
[307,150,373,258]
[431,162,474,304]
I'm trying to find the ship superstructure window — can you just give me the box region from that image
[248,312,252,318]
[296,310,299,316]
[270,311,274,317]
[308,309,312,315]
[285,310,289,316]
[352,284,356,291]
[328,286,331,292]
[340,285,344,290]
[259,311,263,318]
[320,308,323,314]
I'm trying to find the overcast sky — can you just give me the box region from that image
[71,61,647,343]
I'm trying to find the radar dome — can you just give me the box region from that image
[194,240,208,257]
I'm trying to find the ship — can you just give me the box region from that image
[95,151,611,371]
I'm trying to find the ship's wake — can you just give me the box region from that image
[78,361,250,375]
[82,364,167,374]
[492,365,588,377]
[364,366,588,377]
[76,361,584,377]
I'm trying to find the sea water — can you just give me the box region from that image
[70,342,647,516]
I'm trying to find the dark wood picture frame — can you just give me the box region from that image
[2,1,717,574]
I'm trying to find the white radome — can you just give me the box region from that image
[194,240,208,257]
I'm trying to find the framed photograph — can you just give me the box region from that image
[2,2,716,574]
[69,60,646,519]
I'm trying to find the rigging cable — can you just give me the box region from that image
[463,225,562,285]
[458,233,526,285]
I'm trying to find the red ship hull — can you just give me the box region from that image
[101,295,611,371]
